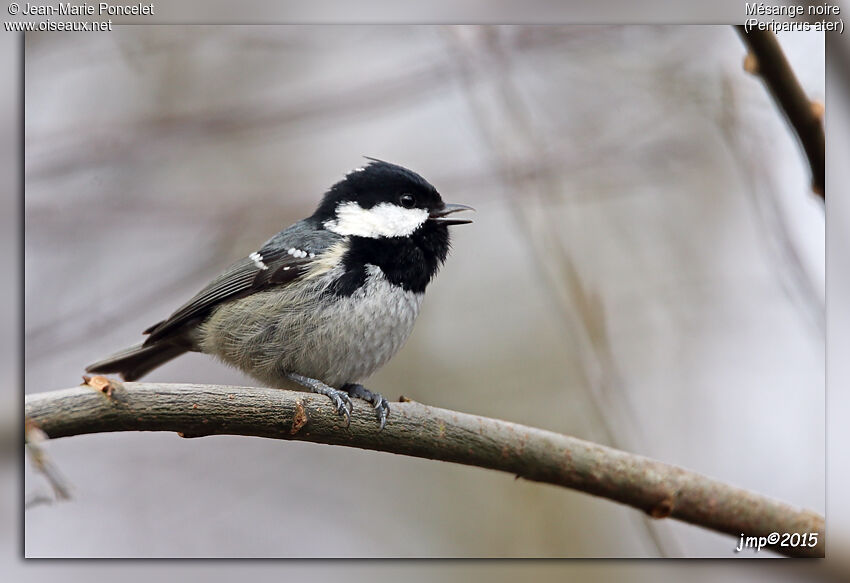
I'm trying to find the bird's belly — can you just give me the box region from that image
[200,270,424,388]
[293,283,423,386]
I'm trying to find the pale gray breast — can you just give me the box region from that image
[199,264,423,388]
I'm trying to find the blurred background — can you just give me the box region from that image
[17,20,829,568]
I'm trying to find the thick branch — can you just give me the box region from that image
[736,26,825,199]
[25,382,824,557]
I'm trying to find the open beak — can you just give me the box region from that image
[429,203,475,226]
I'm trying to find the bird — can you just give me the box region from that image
[85,159,473,429]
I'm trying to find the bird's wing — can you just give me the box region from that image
[143,221,339,345]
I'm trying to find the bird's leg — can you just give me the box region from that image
[342,383,390,430]
[286,373,352,425]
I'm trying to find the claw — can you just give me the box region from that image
[286,373,353,426]
[342,383,390,431]
[329,391,352,426]
[375,397,389,431]
[340,393,353,425]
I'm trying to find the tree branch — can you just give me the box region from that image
[25,381,824,557]
[735,26,825,199]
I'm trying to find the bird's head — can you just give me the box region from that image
[313,159,473,239]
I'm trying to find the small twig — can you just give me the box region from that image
[25,382,824,557]
[735,26,825,199]
[25,418,72,502]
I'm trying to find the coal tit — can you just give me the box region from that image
[86,160,473,429]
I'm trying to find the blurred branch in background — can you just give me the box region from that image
[25,210,256,361]
[26,381,824,558]
[735,27,825,199]
[25,55,449,181]
[445,26,674,556]
[718,74,825,335]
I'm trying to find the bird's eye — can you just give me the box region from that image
[399,194,416,208]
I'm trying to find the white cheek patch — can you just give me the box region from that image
[324,201,429,238]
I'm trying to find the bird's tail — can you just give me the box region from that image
[85,342,188,381]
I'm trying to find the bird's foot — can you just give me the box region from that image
[286,373,352,425]
[342,383,390,430]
